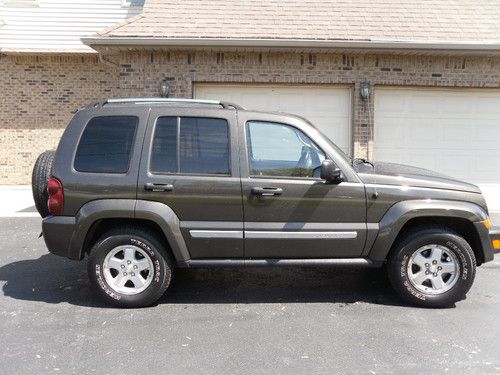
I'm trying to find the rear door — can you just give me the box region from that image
[137,107,243,259]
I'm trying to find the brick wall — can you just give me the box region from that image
[0,54,121,184]
[114,51,499,159]
[1,50,499,184]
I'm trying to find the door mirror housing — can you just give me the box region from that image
[320,160,343,183]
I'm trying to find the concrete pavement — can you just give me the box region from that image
[0,185,499,373]
[0,217,499,374]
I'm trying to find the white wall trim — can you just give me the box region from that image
[81,37,500,53]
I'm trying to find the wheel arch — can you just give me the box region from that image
[368,199,490,265]
[82,218,173,257]
[69,199,190,262]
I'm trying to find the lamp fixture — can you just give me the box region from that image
[159,79,170,98]
[360,80,371,100]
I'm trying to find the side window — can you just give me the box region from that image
[150,117,177,173]
[246,121,326,178]
[150,117,230,175]
[74,116,138,173]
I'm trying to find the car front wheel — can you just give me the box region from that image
[387,227,476,308]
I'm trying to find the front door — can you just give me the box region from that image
[138,107,243,259]
[239,114,367,259]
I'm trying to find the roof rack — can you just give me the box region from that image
[86,98,245,110]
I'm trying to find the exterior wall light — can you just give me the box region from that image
[159,79,170,98]
[360,81,371,100]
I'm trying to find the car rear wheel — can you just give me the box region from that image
[387,227,476,308]
[88,227,173,308]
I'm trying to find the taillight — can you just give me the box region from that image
[47,177,64,216]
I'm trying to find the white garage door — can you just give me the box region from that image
[374,87,500,210]
[194,84,352,154]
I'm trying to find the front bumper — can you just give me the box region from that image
[42,216,78,259]
[490,227,500,254]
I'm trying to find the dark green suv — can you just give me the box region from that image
[33,98,499,308]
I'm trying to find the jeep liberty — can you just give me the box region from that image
[32,98,500,308]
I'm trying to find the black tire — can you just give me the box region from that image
[31,150,55,218]
[387,227,476,308]
[87,227,173,308]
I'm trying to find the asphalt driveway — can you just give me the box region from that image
[0,217,499,374]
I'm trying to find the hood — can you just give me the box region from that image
[355,161,481,194]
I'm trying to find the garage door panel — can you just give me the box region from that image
[195,84,351,153]
[409,122,440,142]
[241,93,269,106]
[375,94,407,114]
[438,151,473,177]
[441,120,470,144]
[471,151,500,175]
[474,122,500,145]
[441,96,475,115]
[314,95,337,110]
[375,88,500,184]
[277,93,304,108]
[409,96,441,114]
[476,100,500,114]
[374,119,405,145]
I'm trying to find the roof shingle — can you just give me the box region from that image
[95,0,500,43]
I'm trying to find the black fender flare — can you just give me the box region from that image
[135,200,190,261]
[69,199,189,261]
[368,199,489,262]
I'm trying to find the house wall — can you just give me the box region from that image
[115,50,499,160]
[0,50,498,184]
[0,54,120,183]
[0,0,143,52]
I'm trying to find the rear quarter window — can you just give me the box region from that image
[74,116,138,173]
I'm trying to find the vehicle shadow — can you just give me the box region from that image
[0,254,406,308]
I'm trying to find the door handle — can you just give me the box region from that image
[251,187,283,197]
[144,182,174,192]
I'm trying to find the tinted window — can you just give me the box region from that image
[246,121,325,178]
[74,116,138,173]
[150,117,177,173]
[150,117,230,175]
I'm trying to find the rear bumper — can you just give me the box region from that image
[42,216,79,260]
[490,227,500,254]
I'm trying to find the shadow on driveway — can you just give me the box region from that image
[0,254,406,308]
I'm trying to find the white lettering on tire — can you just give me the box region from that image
[95,264,121,301]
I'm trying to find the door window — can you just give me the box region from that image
[246,121,326,178]
[150,117,230,175]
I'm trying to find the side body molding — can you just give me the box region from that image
[70,199,189,262]
[368,199,489,262]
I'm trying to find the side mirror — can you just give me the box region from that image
[320,160,343,183]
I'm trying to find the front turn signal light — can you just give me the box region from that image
[493,240,500,250]
[482,218,492,229]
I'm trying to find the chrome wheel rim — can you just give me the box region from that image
[407,244,459,295]
[103,245,154,295]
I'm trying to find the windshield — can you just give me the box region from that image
[301,118,352,164]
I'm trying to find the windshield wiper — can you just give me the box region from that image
[353,158,374,168]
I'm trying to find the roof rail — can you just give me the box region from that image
[86,98,245,110]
